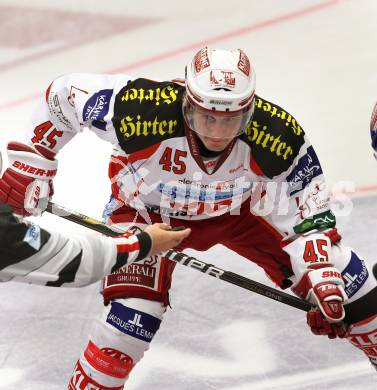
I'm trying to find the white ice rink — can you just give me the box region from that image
[0,0,376,388]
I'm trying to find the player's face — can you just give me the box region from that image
[192,111,243,151]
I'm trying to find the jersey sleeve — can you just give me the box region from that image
[260,134,337,282]
[25,73,133,154]
[0,204,151,286]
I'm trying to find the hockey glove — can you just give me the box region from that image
[0,141,57,216]
[307,307,349,339]
[292,266,348,337]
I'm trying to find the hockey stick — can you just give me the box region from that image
[46,201,312,312]
[370,102,377,280]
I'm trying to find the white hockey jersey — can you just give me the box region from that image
[23,74,339,281]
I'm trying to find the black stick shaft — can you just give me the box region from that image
[46,201,312,312]
[164,250,312,311]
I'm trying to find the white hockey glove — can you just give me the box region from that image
[292,267,347,321]
[292,266,349,338]
[0,141,57,216]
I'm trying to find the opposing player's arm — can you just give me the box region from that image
[371,102,377,159]
[0,204,190,287]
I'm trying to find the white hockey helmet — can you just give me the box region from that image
[183,47,256,139]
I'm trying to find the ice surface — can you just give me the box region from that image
[0,0,376,388]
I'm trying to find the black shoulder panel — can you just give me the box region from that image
[112,79,186,154]
[240,95,306,178]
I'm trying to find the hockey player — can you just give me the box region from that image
[371,102,377,158]
[0,47,376,388]
[0,151,191,286]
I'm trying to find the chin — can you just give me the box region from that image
[201,137,231,151]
